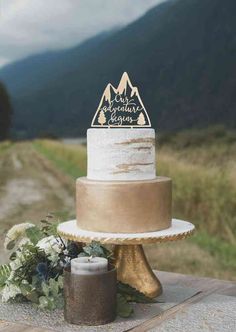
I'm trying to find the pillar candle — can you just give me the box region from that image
[71,256,108,275]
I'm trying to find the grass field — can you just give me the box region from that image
[0,129,235,280]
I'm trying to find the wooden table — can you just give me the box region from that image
[129,271,236,331]
[0,271,235,332]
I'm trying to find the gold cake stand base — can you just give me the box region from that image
[114,245,162,297]
[57,219,195,298]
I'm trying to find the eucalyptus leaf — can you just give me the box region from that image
[42,281,50,297]
[67,241,82,258]
[9,252,17,260]
[117,282,157,303]
[42,221,59,237]
[116,294,133,318]
[82,241,112,259]
[25,226,44,245]
[38,296,49,309]
[54,294,64,309]
[57,275,64,288]
[78,252,87,257]
[20,282,39,303]
[5,240,15,250]
[20,280,32,294]
[49,278,59,296]
[25,290,39,304]
[40,219,51,225]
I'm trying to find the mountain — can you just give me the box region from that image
[0,31,115,98]
[1,0,236,138]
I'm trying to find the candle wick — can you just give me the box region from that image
[87,255,93,262]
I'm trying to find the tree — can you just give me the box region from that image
[137,112,146,126]
[98,110,106,126]
[0,82,12,140]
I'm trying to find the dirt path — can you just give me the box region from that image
[0,142,75,263]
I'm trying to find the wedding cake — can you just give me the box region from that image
[76,73,172,233]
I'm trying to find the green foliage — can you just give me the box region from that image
[0,264,11,288]
[40,216,60,237]
[0,220,106,311]
[38,277,64,310]
[117,282,157,304]
[116,281,159,317]
[19,280,38,303]
[0,218,158,317]
[116,281,161,317]
[0,82,12,141]
[6,240,16,250]
[25,226,44,245]
[79,241,113,260]
[116,294,133,318]
[0,217,69,309]
[12,244,47,281]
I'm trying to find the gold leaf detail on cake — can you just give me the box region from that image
[133,146,152,151]
[115,138,155,145]
[113,162,154,175]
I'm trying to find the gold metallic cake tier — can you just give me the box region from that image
[76,176,172,233]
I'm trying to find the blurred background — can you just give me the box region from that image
[0,0,235,280]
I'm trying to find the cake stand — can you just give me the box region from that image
[57,219,195,298]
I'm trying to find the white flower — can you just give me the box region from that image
[8,271,16,281]
[37,235,63,253]
[1,284,21,302]
[9,242,34,271]
[18,237,32,248]
[4,223,35,250]
[37,236,65,262]
[48,253,60,264]
[9,258,22,271]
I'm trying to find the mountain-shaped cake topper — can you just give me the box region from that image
[91,72,151,127]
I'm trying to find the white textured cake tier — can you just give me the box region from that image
[87,128,156,181]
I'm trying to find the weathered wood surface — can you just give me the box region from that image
[127,271,236,331]
[0,271,235,332]
[158,270,236,295]
[0,320,52,332]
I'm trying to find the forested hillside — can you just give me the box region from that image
[0,82,12,140]
[1,0,236,138]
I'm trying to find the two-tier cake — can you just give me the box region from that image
[76,73,172,233]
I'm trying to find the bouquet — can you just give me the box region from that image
[0,216,156,317]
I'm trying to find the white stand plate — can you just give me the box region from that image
[57,219,195,245]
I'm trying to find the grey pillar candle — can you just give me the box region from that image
[71,256,108,275]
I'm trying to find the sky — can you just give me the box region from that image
[0,0,165,68]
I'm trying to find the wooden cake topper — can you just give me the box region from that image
[91,72,151,127]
